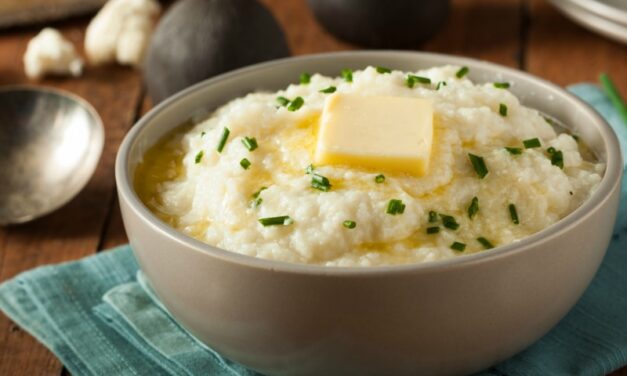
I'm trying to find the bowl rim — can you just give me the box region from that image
[116,50,623,276]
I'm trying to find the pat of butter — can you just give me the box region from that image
[314,93,434,176]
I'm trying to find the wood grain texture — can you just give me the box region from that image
[527,0,627,94]
[0,18,143,376]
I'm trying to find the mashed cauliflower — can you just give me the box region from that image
[135,66,604,267]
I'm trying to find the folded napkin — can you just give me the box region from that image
[0,84,625,376]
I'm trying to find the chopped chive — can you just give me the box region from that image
[440,214,459,230]
[505,147,523,155]
[599,73,627,126]
[305,164,315,174]
[341,68,353,82]
[311,174,332,192]
[468,153,489,179]
[252,186,267,199]
[428,210,438,223]
[201,131,206,137]
[426,226,440,234]
[386,199,406,215]
[509,203,519,225]
[287,96,304,111]
[251,186,267,207]
[523,138,541,149]
[194,150,204,164]
[499,103,508,117]
[546,147,564,169]
[477,237,494,249]
[240,158,251,170]
[406,74,431,88]
[436,81,447,90]
[376,66,391,74]
[450,242,466,252]
[276,96,290,106]
[543,116,556,126]
[343,220,357,229]
[375,174,385,183]
[456,66,469,78]
[494,82,510,89]
[319,86,336,94]
[216,127,230,153]
[467,196,479,219]
[241,136,258,151]
[299,72,311,84]
[259,216,293,226]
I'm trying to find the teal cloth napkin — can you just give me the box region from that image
[0,84,625,376]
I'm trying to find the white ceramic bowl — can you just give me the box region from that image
[116,51,622,376]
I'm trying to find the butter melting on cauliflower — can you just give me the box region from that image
[85,0,161,67]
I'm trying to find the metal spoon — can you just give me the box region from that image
[0,86,104,225]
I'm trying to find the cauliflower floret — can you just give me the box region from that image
[85,0,161,67]
[23,28,83,79]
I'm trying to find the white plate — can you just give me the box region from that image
[549,0,627,44]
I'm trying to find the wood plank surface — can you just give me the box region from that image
[527,0,627,94]
[0,18,144,376]
[1,0,626,375]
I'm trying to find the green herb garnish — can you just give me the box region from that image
[300,72,311,84]
[201,131,206,137]
[251,186,267,207]
[505,147,523,155]
[523,138,541,149]
[499,103,508,117]
[276,96,290,107]
[494,82,510,89]
[468,153,488,179]
[311,173,332,192]
[546,147,564,169]
[259,216,293,226]
[456,66,469,78]
[320,86,337,94]
[440,214,459,230]
[436,81,447,90]
[477,237,494,249]
[305,164,315,174]
[386,199,406,215]
[426,226,440,234]
[375,174,385,183]
[216,127,230,153]
[242,136,258,151]
[406,75,431,88]
[343,220,357,229]
[194,151,204,164]
[428,211,438,223]
[599,73,627,126]
[240,158,251,170]
[341,68,353,82]
[467,196,479,219]
[287,97,305,111]
[509,203,519,225]
[376,66,391,74]
[450,242,466,252]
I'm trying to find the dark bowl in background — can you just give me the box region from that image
[307,0,450,48]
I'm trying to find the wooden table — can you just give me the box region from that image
[0,0,625,374]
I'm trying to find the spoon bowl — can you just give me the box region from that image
[0,86,103,225]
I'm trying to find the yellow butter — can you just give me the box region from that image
[314,93,434,176]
